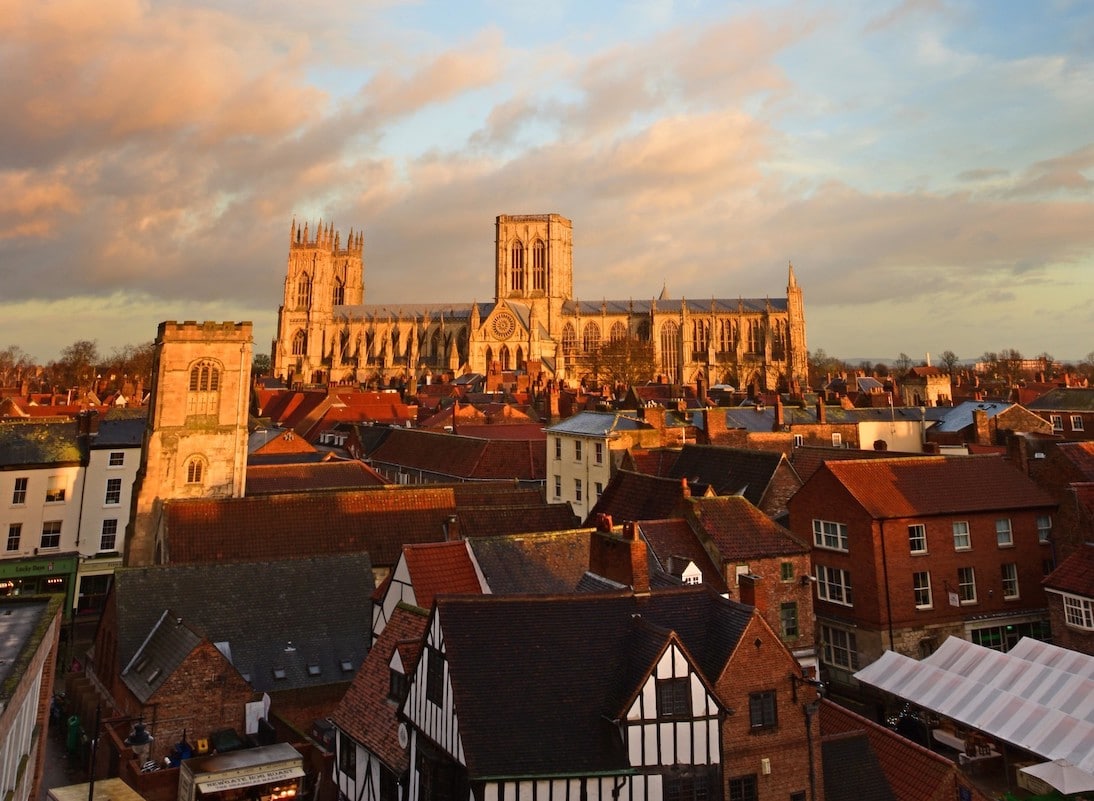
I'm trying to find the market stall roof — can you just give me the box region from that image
[854,636,1094,776]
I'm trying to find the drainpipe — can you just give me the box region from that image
[879,520,895,651]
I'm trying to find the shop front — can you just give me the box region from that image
[0,553,77,611]
[178,743,304,801]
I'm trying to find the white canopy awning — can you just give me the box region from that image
[854,636,1094,775]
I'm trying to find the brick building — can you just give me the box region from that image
[1043,543,1094,656]
[787,456,1057,693]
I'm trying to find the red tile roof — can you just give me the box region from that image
[402,541,485,610]
[587,470,690,524]
[1055,441,1094,480]
[369,428,545,481]
[820,455,1055,518]
[245,461,387,494]
[637,519,726,592]
[1044,541,1094,596]
[683,496,809,561]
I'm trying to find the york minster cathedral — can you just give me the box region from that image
[271,213,808,393]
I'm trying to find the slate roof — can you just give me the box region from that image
[587,470,690,524]
[545,411,654,437]
[368,428,545,481]
[926,401,1013,432]
[467,530,594,593]
[0,420,83,466]
[684,496,809,560]
[90,417,145,449]
[455,504,580,537]
[1044,542,1094,597]
[819,700,984,801]
[329,604,428,774]
[637,519,726,592]
[667,444,789,505]
[817,455,1056,518]
[434,586,752,778]
[121,610,205,702]
[562,297,788,315]
[245,461,387,494]
[402,541,485,610]
[1026,387,1094,412]
[112,553,373,692]
[624,448,680,477]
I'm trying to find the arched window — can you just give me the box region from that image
[637,320,651,342]
[457,327,468,365]
[187,360,221,415]
[582,322,601,353]
[296,272,312,308]
[510,242,525,292]
[720,320,736,353]
[661,321,679,379]
[332,278,345,306]
[185,457,205,485]
[430,329,442,361]
[291,330,307,356]
[485,346,495,373]
[693,320,710,353]
[532,240,546,291]
[771,321,786,359]
[562,323,577,356]
[500,345,511,371]
[747,320,763,354]
[515,346,524,370]
[610,321,628,342]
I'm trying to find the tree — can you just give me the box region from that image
[0,346,35,387]
[894,352,913,374]
[101,342,155,393]
[592,337,656,388]
[808,348,846,386]
[52,339,101,390]
[939,350,960,377]
[253,353,271,377]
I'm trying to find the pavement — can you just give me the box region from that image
[40,710,88,800]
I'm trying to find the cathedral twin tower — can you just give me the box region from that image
[271,213,808,395]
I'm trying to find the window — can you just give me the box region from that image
[332,278,345,306]
[104,478,122,505]
[913,571,932,609]
[780,601,799,638]
[1073,415,1085,431]
[595,482,603,499]
[1001,563,1019,599]
[554,475,561,498]
[831,433,842,447]
[296,273,312,308]
[575,440,583,460]
[655,676,691,718]
[793,434,804,448]
[582,322,600,353]
[40,521,62,549]
[748,691,777,731]
[99,519,118,551]
[1064,595,1094,630]
[594,442,603,464]
[1037,515,1052,543]
[996,518,1013,547]
[510,241,525,291]
[728,775,757,801]
[292,330,307,356]
[186,458,204,484]
[908,524,927,554]
[554,437,561,460]
[952,520,970,550]
[7,524,21,551]
[1050,414,1064,431]
[426,646,444,706]
[45,476,66,503]
[574,479,583,503]
[816,565,853,606]
[971,620,1051,652]
[532,240,546,291]
[820,624,859,671]
[12,477,28,505]
[108,452,125,467]
[338,730,356,779]
[187,360,221,415]
[388,669,409,703]
[665,769,714,801]
[957,567,976,604]
[780,562,794,582]
[812,519,848,551]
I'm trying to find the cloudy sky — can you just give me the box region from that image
[3,0,1093,365]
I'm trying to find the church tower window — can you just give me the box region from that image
[185,457,205,485]
[562,324,577,356]
[532,240,546,291]
[296,273,312,308]
[661,321,679,379]
[582,322,601,353]
[510,242,525,292]
[292,330,307,356]
[610,322,628,342]
[187,361,221,415]
[333,278,345,306]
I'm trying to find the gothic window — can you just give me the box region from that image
[185,457,205,485]
[457,327,468,364]
[771,321,786,360]
[610,321,628,342]
[430,329,442,361]
[485,347,494,372]
[515,347,524,370]
[720,320,737,352]
[693,320,710,353]
[291,330,307,356]
[187,361,221,415]
[296,272,312,308]
[333,278,345,306]
[582,322,601,353]
[661,320,680,378]
[532,240,546,291]
[637,319,651,342]
[500,346,511,371]
[747,320,762,354]
[562,323,577,356]
[510,242,525,292]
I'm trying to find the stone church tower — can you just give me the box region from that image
[124,321,253,566]
[494,214,573,335]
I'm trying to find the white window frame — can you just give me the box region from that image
[995,518,1013,547]
[1050,414,1064,431]
[1001,563,1019,600]
[100,519,119,551]
[1072,415,1085,431]
[820,624,859,671]
[812,519,849,552]
[45,476,66,503]
[816,564,853,606]
[957,566,977,604]
[1063,594,1094,630]
[574,478,582,503]
[40,520,62,550]
[908,524,927,554]
[108,451,125,467]
[831,433,842,447]
[952,520,971,550]
[793,434,804,448]
[574,440,583,461]
[554,437,561,461]
[594,442,603,464]
[1037,515,1052,543]
[11,476,28,505]
[104,478,122,506]
[553,475,561,499]
[913,571,932,609]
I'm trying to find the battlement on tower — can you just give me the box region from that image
[158,321,253,342]
[290,218,364,256]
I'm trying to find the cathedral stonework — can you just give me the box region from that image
[272,213,807,393]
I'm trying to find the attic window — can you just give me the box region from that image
[134,657,149,673]
[146,667,162,683]
[273,667,287,680]
[340,659,354,673]
[307,664,321,676]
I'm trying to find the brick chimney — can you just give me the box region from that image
[973,408,992,446]
[737,573,766,614]
[701,407,727,443]
[589,525,650,596]
[816,398,827,424]
[442,514,459,541]
[774,395,784,430]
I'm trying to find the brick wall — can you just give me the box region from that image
[1047,596,1094,656]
